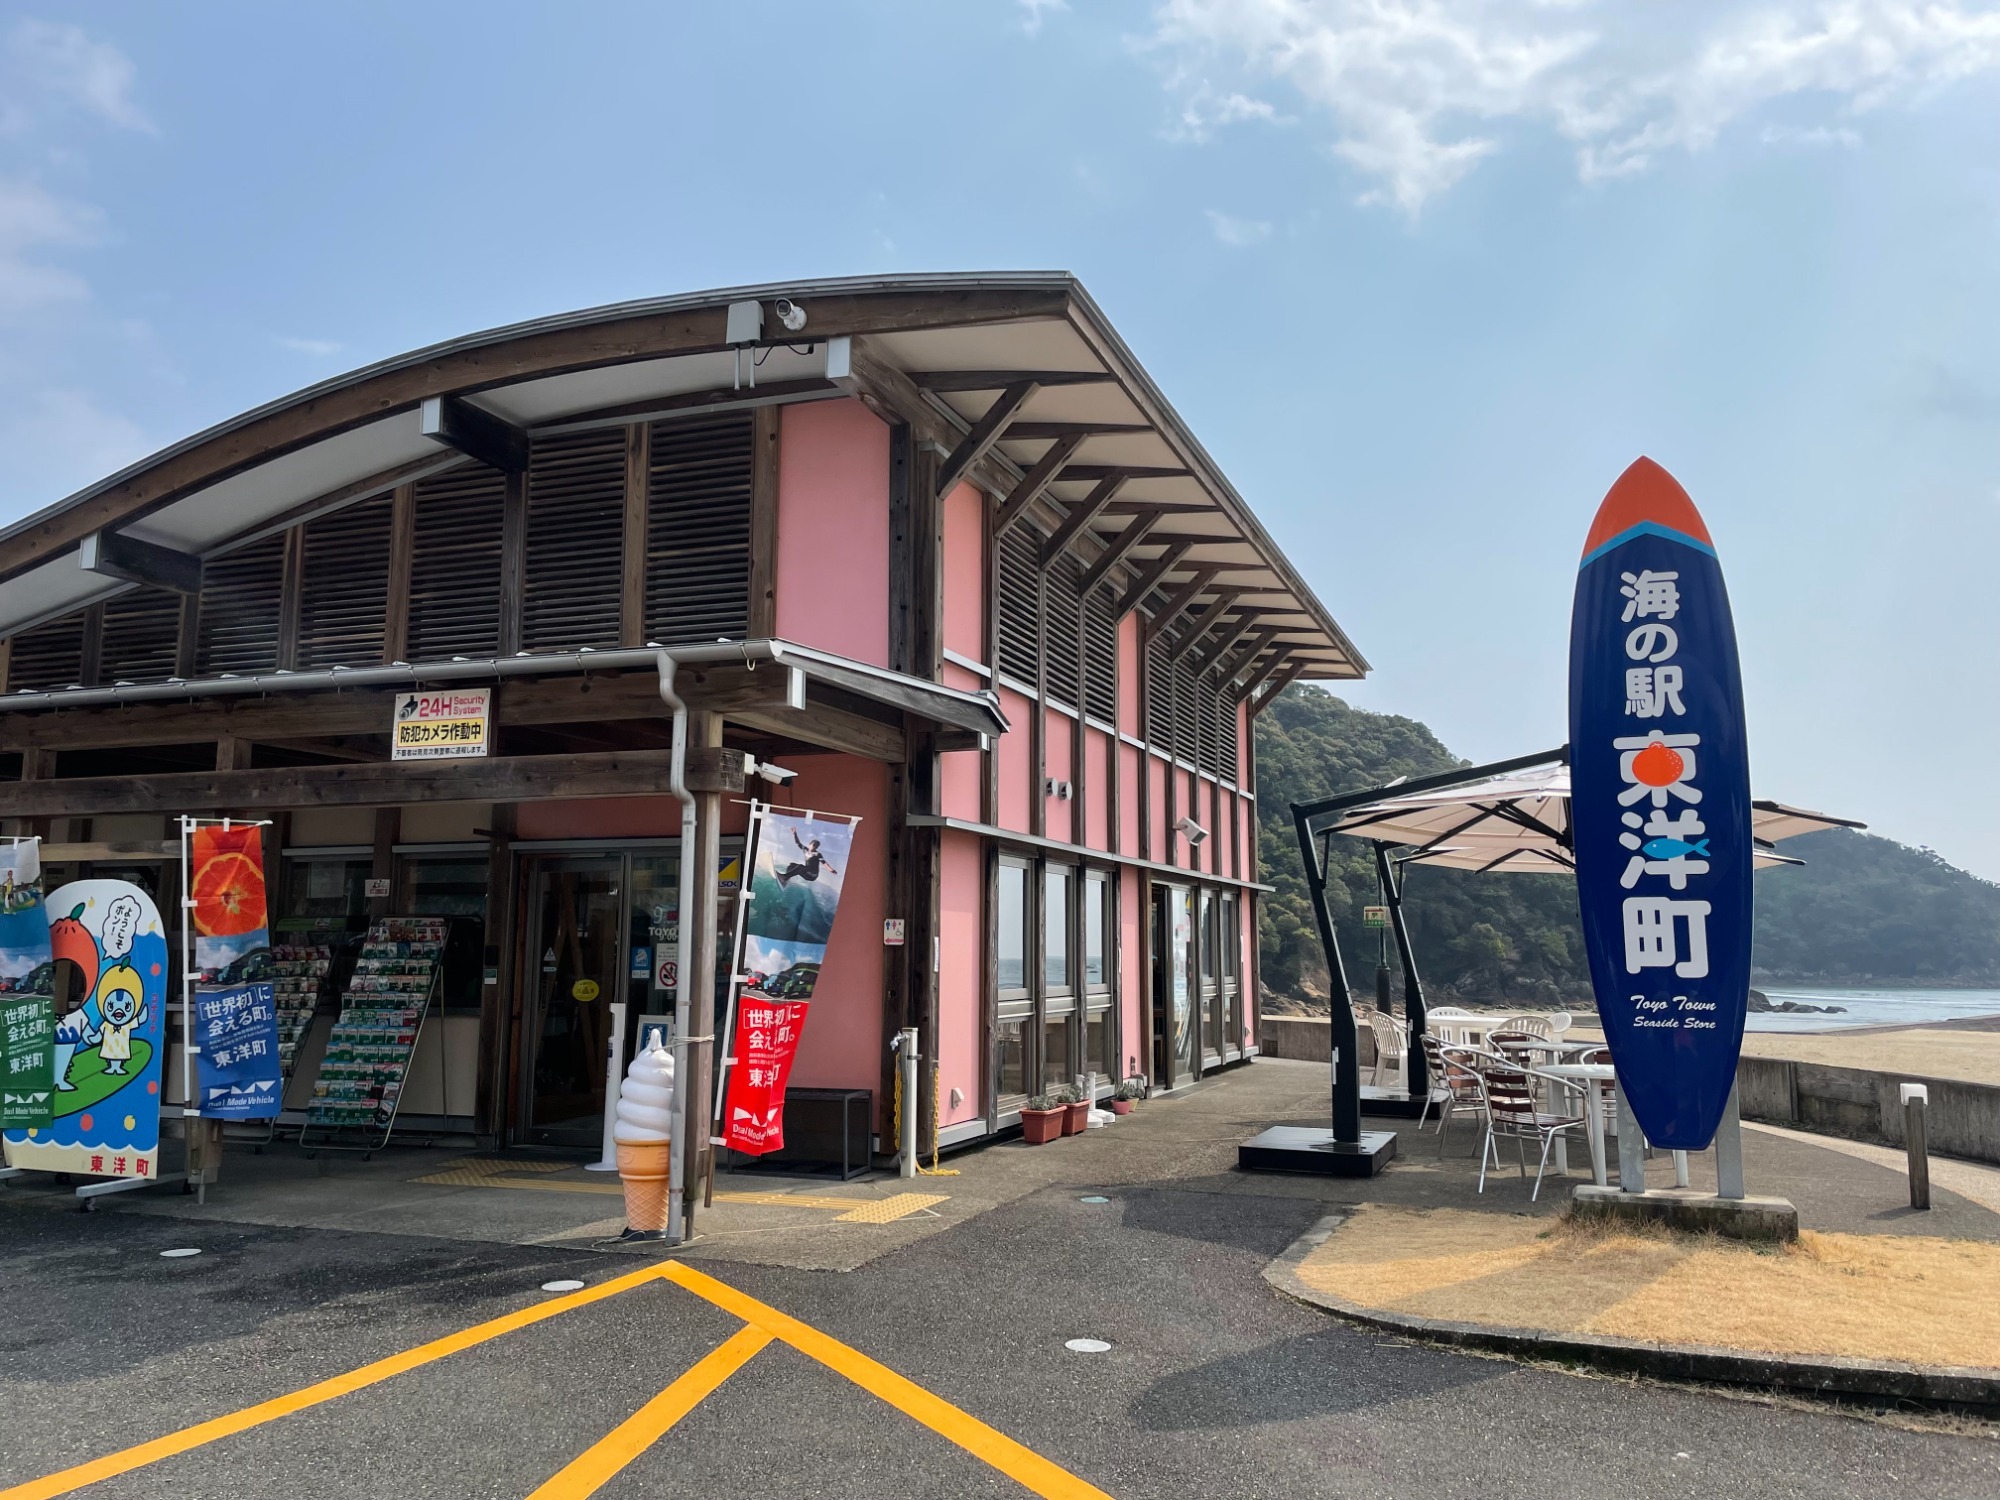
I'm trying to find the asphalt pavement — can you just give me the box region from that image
[4,1170,1997,1500]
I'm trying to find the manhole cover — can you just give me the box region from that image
[1079,1195,1110,1204]
[541,1279,586,1293]
[160,1248,201,1259]
[1065,1338,1112,1354]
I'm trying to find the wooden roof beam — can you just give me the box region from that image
[1216,627,1283,690]
[1114,542,1195,618]
[937,380,1037,498]
[1079,507,1164,591]
[1142,567,1225,643]
[993,434,1084,536]
[1192,611,1263,675]
[1166,592,1244,662]
[1248,661,1308,717]
[1001,422,1152,440]
[1040,472,1127,565]
[420,395,528,473]
[908,370,1115,393]
[1236,650,1293,703]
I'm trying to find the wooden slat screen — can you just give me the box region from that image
[523,429,625,652]
[298,495,392,668]
[1171,637,1198,764]
[409,465,506,661]
[995,524,1041,686]
[646,413,752,645]
[1143,616,1174,748]
[1082,579,1117,723]
[196,534,286,676]
[1196,671,1225,778]
[6,612,88,692]
[1043,551,1082,709]
[100,589,182,683]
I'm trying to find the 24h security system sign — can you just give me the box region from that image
[392,689,491,761]
[1568,458,1752,1152]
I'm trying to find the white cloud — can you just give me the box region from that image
[1145,0,2000,211]
[1760,122,1863,147]
[0,388,148,518]
[1206,208,1275,244]
[277,336,343,357]
[0,176,99,317]
[1019,0,1069,38]
[3,19,152,135]
[1166,83,1282,141]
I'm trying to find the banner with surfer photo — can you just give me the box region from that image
[188,822,281,1121]
[0,839,56,1131]
[722,807,859,1155]
[3,880,167,1178]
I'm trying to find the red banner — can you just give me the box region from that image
[720,999,807,1154]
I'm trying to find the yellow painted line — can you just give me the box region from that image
[662,1262,1114,1500]
[714,1189,948,1222]
[0,1266,672,1500]
[524,1324,772,1500]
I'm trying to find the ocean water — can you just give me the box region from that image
[1750,987,2000,1032]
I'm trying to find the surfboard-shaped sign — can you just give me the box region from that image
[1568,458,1751,1151]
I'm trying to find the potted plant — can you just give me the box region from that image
[1021,1094,1064,1145]
[1056,1083,1089,1136]
[1110,1079,1140,1116]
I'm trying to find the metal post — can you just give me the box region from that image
[1902,1083,1930,1210]
[1377,844,1428,1100]
[1714,1081,1746,1200]
[585,1000,627,1172]
[683,711,724,1232]
[1294,806,1360,1144]
[898,1027,919,1180]
[1615,1082,1646,1191]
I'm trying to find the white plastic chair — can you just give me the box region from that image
[1366,1011,1407,1089]
[1496,1013,1554,1039]
[1426,1006,1473,1045]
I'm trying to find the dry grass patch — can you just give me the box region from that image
[1296,1205,2000,1370]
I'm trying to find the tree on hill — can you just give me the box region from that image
[1253,684,2000,1007]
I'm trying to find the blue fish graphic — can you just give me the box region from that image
[1641,836,1709,860]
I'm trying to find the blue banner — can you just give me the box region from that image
[1568,458,1752,1151]
[194,982,282,1120]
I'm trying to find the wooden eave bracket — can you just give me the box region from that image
[78,530,202,594]
[420,395,528,473]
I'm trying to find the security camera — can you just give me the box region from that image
[751,759,798,786]
[1175,816,1209,847]
[773,298,807,333]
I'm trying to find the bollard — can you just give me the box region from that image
[1902,1082,1930,1211]
[898,1028,920,1180]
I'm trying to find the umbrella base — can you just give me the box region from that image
[1359,1087,1429,1120]
[1239,1126,1397,1178]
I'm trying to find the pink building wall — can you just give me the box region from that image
[778,757,887,1100]
[941,481,985,664]
[1083,728,1110,849]
[1116,613,1141,736]
[937,830,983,1126]
[998,686,1033,833]
[1042,708,1073,844]
[1148,754,1167,861]
[776,399,889,668]
[1117,742,1142,854]
[939,660,985,822]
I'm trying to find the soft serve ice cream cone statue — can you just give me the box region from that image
[613,1042,676,1237]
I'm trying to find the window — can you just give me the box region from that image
[1084,872,1114,1087]
[997,1014,1028,1101]
[998,860,1028,995]
[1043,865,1072,994]
[397,857,488,1012]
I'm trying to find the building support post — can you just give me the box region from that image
[1294,806,1360,1145]
[1376,843,1428,1099]
[682,710,725,1232]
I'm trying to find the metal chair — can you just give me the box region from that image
[1420,1036,1484,1152]
[1470,1059,1586,1200]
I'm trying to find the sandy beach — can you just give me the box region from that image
[1561,1017,2000,1087]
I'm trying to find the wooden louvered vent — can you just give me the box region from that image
[523,429,625,653]
[1082,581,1117,723]
[196,534,286,676]
[1143,620,1174,748]
[995,524,1041,687]
[409,465,506,661]
[298,495,392,668]
[6,612,88,692]
[1195,672,1225,778]
[1172,646,1199,766]
[1043,552,1082,709]
[100,589,183,683]
[647,413,752,646]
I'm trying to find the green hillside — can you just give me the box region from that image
[1254,685,2000,1007]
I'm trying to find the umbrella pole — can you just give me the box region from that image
[1377,844,1428,1099]
[1296,806,1361,1145]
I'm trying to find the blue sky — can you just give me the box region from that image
[2,2,1996,876]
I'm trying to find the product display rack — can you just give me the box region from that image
[234,938,338,1149]
[298,917,445,1158]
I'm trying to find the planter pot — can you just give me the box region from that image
[1021,1108,1064,1145]
[1063,1100,1089,1135]
[1109,1098,1133,1116]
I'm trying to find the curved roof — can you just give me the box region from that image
[0,271,1365,683]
